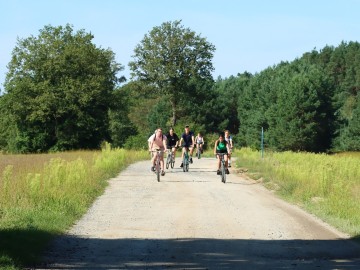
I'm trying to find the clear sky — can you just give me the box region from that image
[1,0,359,89]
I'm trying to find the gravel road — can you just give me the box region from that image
[37,157,360,269]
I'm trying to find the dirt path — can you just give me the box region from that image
[37,157,360,269]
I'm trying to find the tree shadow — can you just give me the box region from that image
[30,234,360,269]
[0,228,56,268]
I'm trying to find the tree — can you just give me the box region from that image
[108,85,137,148]
[2,24,124,152]
[129,20,215,126]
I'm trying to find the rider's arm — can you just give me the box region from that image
[148,135,154,151]
[163,137,168,151]
[175,134,179,147]
[192,136,195,147]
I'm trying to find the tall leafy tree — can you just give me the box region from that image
[129,20,216,126]
[2,24,123,152]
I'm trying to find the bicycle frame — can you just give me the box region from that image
[182,146,190,172]
[196,144,202,159]
[165,149,175,169]
[151,150,164,182]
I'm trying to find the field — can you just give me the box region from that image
[0,145,148,269]
[234,148,360,238]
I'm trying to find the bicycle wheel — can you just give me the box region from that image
[166,153,170,169]
[197,148,201,159]
[185,151,190,172]
[171,155,175,168]
[183,155,186,172]
[221,161,226,183]
[156,160,160,182]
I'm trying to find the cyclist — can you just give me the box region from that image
[166,127,179,163]
[224,130,234,167]
[179,125,195,167]
[195,132,205,154]
[214,132,230,175]
[148,128,167,176]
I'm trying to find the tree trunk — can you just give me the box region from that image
[170,98,177,127]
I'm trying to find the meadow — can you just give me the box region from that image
[0,144,148,269]
[234,148,360,238]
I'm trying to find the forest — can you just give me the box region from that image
[1,21,360,154]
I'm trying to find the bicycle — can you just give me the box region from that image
[150,149,164,182]
[165,149,175,169]
[196,143,203,159]
[217,153,228,183]
[182,146,190,172]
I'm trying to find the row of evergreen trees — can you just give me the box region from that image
[222,41,360,152]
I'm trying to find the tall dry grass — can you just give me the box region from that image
[0,145,148,268]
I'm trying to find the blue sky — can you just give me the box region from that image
[1,0,359,89]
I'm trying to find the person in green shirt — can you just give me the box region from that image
[214,133,230,175]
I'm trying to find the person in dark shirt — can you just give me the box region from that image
[178,125,195,167]
[165,127,179,163]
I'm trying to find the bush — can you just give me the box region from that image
[123,133,149,150]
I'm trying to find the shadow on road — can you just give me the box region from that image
[32,235,360,269]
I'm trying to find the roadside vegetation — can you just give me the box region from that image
[234,148,360,238]
[0,145,148,269]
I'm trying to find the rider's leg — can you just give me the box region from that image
[189,146,194,162]
[160,157,165,171]
[160,154,166,175]
[224,155,230,174]
[180,147,185,167]
[224,155,229,168]
[189,146,194,156]
[151,154,156,168]
[216,155,221,174]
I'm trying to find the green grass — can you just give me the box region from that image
[233,148,360,238]
[0,144,148,269]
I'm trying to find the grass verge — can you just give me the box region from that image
[233,148,360,239]
[0,145,148,269]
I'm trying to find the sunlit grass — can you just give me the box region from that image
[0,144,148,269]
[234,148,360,237]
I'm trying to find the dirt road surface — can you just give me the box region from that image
[37,157,360,269]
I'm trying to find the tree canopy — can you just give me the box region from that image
[1,24,124,152]
[129,20,216,126]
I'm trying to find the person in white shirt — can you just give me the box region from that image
[224,130,234,167]
[195,132,205,154]
[148,128,167,175]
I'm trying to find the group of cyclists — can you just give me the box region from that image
[147,125,234,176]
